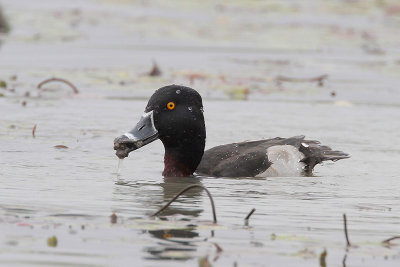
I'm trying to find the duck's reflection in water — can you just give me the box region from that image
[113,176,207,261]
[146,177,205,261]
[157,176,204,217]
[145,228,201,261]
[113,176,204,218]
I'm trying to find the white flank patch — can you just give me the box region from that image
[257,145,305,177]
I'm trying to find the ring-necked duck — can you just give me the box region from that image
[114,85,349,177]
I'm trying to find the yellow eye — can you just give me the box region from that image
[166,102,175,110]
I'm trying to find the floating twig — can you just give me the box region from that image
[244,208,256,221]
[37,78,79,94]
[32,124,37,138]
[54,145,68,149]
[152,184,217,223]
[276,74,328,86]
[343,214,351,247]
[382,235,400,245]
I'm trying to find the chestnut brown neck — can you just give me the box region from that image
[163,153,193,177]
[162,142,204,177]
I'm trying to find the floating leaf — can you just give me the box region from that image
[0,80,6,88]
[319,249,327,267]
[47,236,57,247]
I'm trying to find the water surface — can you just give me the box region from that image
[1,0,400,266]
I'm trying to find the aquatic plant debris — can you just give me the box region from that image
[47,236,58,247]
[244,208,256,221]
[148,61,162,77]
[0,6,10,33]
[214,243,223,253]
[152,185,217,223]
[54,145,68,149]
[37,78,79,94]
[382,235,400,246]
[319,249,327,267]
[0,80,6,88]
[32,124,37,138]
[275,74,329,87]
[198,256,212,267]
[343,253,348,267]
[343,214,351,247]
[212,242,224,262]
[110,213,117,224]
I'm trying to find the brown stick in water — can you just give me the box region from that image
[342,253,347,267]
[276,74,328,86]
[343,214,351,247]
[152,184,217,223]
[32,124,37,138]
[245,208,256,221]
[37,78,79,94]
[382,235,400,245]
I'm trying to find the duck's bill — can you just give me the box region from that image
[113,111,159,159]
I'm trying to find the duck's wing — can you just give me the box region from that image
[196,136,349,177]
[196,137,281,177]
[197,146,271,177]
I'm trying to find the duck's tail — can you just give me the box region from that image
[297,138,350,174]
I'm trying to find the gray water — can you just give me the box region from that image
[1,0,400,266]
[1,97,399,266]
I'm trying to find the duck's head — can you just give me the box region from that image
[114,85,206,177]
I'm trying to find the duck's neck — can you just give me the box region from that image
[162,140,205,177]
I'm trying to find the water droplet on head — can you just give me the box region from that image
[176,89,181,94]
[188,107,193,112]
